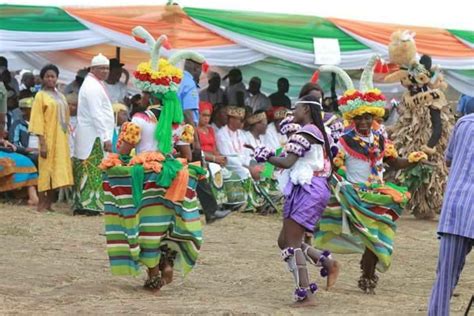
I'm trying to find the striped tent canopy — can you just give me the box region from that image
[1,4,473,96]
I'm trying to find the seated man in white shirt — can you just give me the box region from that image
[216,106,267,212]
[104,58,128,104]
[216,106,251,179]
[244,111,282,213]
[243,110,267,161]
[263,106,288,151]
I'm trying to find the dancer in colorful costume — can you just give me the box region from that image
[384,30,454,219]
[314,55,430,294]
[100,26,205,292]
[253,94,340,306]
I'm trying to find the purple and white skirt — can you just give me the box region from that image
[283,176,330,232]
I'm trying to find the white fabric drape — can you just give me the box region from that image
[445,70,474,97]
[191,19,375,70]
[4,52,77,84]
[0,30,109,52]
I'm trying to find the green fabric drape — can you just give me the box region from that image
[237,57,351,97]
[0,5,87,32]
[155,157,183,188]
[184,7,368,52]
[449,29,474,45]
[130,164,145,207]
[454,69,474,77]
[188,164,206,177]
[154,91,184,155]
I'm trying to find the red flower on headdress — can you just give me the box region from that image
[338,91,364,105]
[363,92,386,103]
[133,71,182,86]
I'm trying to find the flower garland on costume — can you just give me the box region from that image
[116,122,141,151]
[171,123,194,145]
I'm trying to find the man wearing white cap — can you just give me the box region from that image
[73,53,114,216]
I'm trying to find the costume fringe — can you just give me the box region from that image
[388,92,454,219]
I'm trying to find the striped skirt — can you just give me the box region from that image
[314,174,409,272]
[103,166,203,277]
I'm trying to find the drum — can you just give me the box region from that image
[221,167,246,206]
[208,162,228,206]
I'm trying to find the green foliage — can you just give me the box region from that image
[398,164,434,192]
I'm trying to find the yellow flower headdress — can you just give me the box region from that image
[131,26,206,154]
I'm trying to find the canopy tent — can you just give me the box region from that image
[1,4,473,97]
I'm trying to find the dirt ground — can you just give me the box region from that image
[0,202,472,316]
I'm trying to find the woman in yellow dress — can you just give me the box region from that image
[29,64,73,212]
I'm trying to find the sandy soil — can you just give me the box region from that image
[0,202,472,315]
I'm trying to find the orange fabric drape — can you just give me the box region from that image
[62,44,148,70]
[66,5,233,49]
[329,18,474,58]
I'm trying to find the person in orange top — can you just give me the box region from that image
[197,101,227,166]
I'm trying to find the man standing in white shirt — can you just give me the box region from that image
[104,58,127,104]
[73,53,114,216]
[248,77,271,113]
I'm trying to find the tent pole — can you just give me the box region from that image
[116,47,121,62]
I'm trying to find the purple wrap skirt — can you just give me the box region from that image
[283,176,330,232]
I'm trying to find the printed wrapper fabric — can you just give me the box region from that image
[72,138,105,213]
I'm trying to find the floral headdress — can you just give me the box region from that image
[319,55,386,120]
[131,26,205,154]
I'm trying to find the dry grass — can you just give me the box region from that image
[0,202,472,315]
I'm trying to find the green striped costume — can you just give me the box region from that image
[103,166,202,277]
[314,174,408,272]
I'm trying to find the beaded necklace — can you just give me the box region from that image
[346,130,384,184]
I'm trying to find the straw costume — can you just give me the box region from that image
[384,30,454,219]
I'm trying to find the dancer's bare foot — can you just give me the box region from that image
[144,266,162,293]
[292,294,317,308]
[160,262,173,285]
[326,260,341,290]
